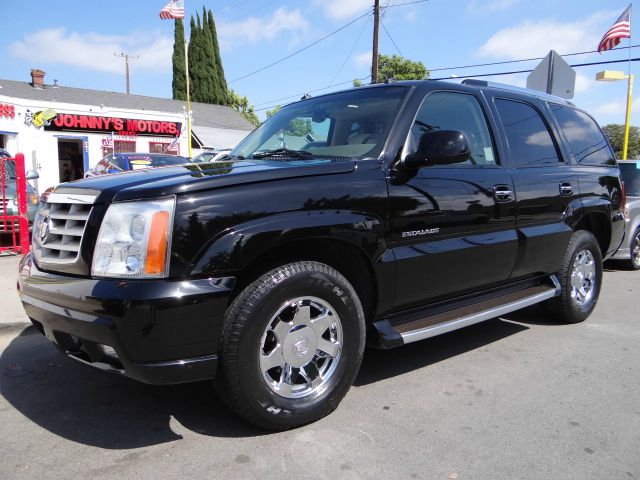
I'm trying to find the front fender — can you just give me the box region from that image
[188,210,385,277]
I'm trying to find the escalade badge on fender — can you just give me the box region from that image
[402,228,440,238]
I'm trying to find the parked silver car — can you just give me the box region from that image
[611,160,640,269]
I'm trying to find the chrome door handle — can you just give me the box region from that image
[493,185,513,202]
[559,182,573,196]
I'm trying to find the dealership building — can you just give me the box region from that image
[0,69,254,192]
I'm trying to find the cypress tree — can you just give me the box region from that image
[201,6,217,103]
[187,16,197,100]
[188,14,208,102]
[171,19,186,101]
[208,9,229,105]
[178,9,231,106]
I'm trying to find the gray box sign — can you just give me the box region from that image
[526,50,576,99]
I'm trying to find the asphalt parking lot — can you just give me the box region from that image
[0,255,638,480]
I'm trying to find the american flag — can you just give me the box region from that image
[164,130,182,153]
[598,4,632,52]
[101,132,114,149]
[159,0,185,20]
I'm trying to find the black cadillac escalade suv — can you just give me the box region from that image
[18,80,625,430]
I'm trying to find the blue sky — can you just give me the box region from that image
[2,0,637,126]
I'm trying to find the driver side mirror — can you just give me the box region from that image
[26,170,39,180]
[402,130,470,169]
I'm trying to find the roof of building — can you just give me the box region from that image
[0,78,255,132]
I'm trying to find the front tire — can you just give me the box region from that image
[544,230,603,324]
[216,261,365,430]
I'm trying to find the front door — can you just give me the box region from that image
[388,90,518,311]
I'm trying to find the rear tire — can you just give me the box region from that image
[544,230,603,324]
[216,261,365,430]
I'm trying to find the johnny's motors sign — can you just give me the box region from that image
[44,113,181,137]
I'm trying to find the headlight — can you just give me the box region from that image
[13,194,39,206]
[92,197,175,279]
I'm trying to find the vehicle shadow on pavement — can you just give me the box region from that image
[355,317,529,386]
[0,328,268,448]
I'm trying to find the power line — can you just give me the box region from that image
[229,11,372,84]
[386,0,431,8]
[380,19,404,57]
[253,56,640,114]
[327,16,371,87]
[253,75,371,111]
[430,44,640,72]
[431,57,640,81]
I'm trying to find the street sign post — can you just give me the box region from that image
[526,50,576,99]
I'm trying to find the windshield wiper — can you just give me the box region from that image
[252,148,315,160]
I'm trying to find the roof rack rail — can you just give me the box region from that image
[461,79,572,105]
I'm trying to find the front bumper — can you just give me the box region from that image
[17,253,235,385]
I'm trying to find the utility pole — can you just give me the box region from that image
[371,0,380,84]
[114,52,140,94]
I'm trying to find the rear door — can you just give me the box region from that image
[490,97,580,278]
[388,90,518,310]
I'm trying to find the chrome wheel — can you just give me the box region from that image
[570,249,596,306]
[259,296,343,399]
[632,230,640,269]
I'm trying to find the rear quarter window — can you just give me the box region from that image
[550,104,616,166]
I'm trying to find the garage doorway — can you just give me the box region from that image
[57,138,85,182]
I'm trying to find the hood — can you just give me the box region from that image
[53,158,356,203]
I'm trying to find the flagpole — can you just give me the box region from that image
[184,34,192,158]
[623,11,634,161]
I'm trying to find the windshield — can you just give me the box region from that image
[620,161,640,196]
[231,86,408,160]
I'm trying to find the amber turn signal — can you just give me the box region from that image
[144,211,170,275]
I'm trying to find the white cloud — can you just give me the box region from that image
[8,28,171,74]
[404,10,418,23]
[477,11,613,59]
[218,7,310,48]
[315,0,371,21]
[591,98,639,117]
[574,72,593,94]
[354,51,372,68]
[467,0,519,13]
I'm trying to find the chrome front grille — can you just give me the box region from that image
[32,192,97,265]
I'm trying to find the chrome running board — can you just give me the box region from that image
[373,276,560,348]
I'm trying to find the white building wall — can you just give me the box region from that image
[0,94,190,193]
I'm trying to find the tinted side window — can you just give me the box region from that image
[495,99,560,167]
[407,91,498,166]
[550,105,615,166]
